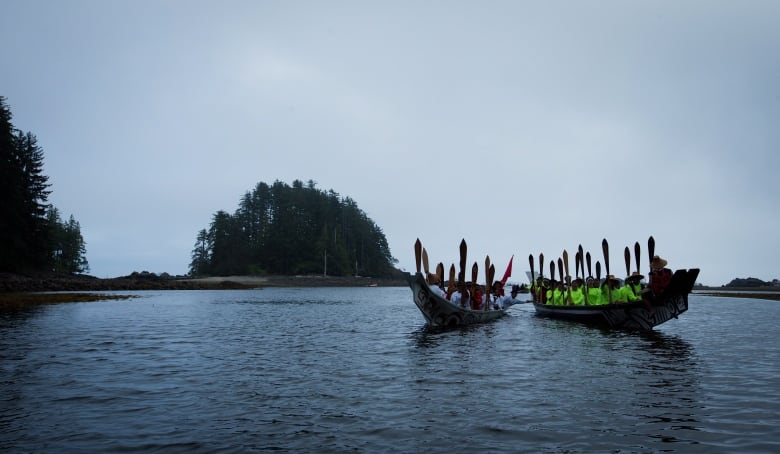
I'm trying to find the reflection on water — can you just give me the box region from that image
[1,290,779,452]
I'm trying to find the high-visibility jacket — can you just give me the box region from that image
[570,288,584,305]
[587,287,603,305]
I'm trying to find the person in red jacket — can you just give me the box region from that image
[649,255,672,297]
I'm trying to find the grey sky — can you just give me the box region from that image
[2,1,778,285]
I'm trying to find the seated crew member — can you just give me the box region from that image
[471,284,484,310]
[626,272,645,297]
[427,273,447,299]
[569,278,585,305]
[545,280,556,305]
[587,277,603,305]
[649,255,673,297]
[602,275,621,303]
[450,281,470,308]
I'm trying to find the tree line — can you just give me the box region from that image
[189,179,398,277]
[0,96,89,274]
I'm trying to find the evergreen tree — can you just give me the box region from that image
[0,98,52,271]
[1,97,89,274]
[189,229,211,276]
[47,207,90,274]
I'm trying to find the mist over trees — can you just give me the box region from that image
[189,179,398,277]
[0,96,89,274]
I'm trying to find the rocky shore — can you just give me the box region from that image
[0,272,407,293]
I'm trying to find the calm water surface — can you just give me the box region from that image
[1,288,779,452]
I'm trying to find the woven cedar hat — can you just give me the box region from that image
[651,255,668,270]
[626,271,645,282]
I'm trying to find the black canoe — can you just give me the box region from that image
[405,272,510,328]
[532,268,700,331]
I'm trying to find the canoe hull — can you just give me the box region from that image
[405,272,506,328]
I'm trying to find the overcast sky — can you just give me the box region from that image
[2,1,778,285]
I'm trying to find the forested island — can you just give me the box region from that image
[189,179,401,279]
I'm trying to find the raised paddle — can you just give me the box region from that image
[634,242,641,274]
[624,246,631,278]
[422,247,431,282]
[529,254,536,302]
[447,264,456,299]
[488,264,496,310]
[602,239,612,304]
[539,253,545,279]
[578,244,584,276]
[550,260,555,285]
[557,258,565,305]
[484,255,491,311]
[414,239,422,274]
[648,236,655,272]
[436,262,444,286]
[563,250,573,305]
[596,261,601,282]
[471,262,478,309]
[459,239,467,283]
[586,252,592,278]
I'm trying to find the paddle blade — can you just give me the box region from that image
[528,254,535,282]
[539,253,545,278]
[549,260,555,282]
[448,264,456,294]
[596,261,601,281]
[648,236,655,270]
[602,239,610,275]
[634,242,641,274]
[436,262,444,284]
[485,255,491,288]
[459,239,467,282]
[422,248,430,277]
[586,252,592,277]
[414,239,422,273]
[563,250,570,279]
[624,246,631,277]
[557,258,564,285]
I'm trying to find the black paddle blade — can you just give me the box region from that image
[557,258,564,284]
[528,254,535,281]
[624,246,631,277]
[648,236,655,270]
[414,239,422,274]
[596,261,601,281]
[586,252,592,277]
[602,239,610,274]
[634,242,641,274]
[459,239,467,282]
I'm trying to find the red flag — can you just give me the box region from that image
[501,255,513,285]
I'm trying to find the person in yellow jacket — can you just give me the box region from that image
[569,278,585,305]
[602,275,621,304]
[546,280,565,305]
[626,272,645,299]
[586,277,603,305]
[607,275,642,303]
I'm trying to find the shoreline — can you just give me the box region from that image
[0,272,407,293]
